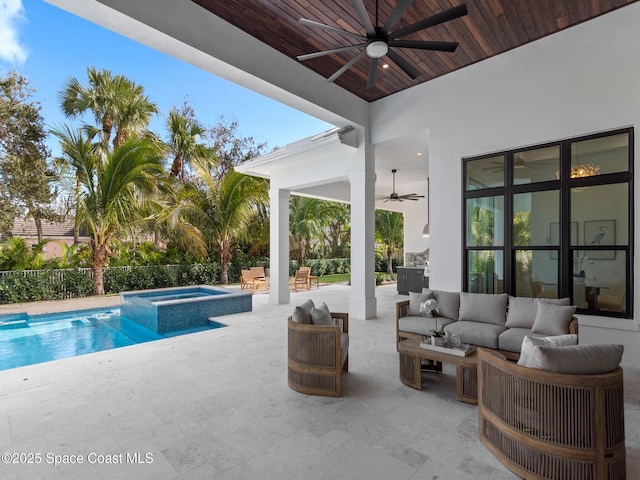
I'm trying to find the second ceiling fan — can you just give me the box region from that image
[376,169,424,202]
[297,0,468,88]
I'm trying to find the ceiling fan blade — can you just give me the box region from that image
[350,0,375,35]
[389,40,459,52]
[298,18,367,41]
[386,49,421,80]
[327,50,367,82]
[298,44,366,61]
[383,0,415,32]
[388,3,468,40]
[367,57,379,89]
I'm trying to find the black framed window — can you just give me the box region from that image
[463,128,633,318]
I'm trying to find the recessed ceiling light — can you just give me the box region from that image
[417,152,423,156]
[382,63,389,69]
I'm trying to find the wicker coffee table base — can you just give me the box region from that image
[398,339,478,404]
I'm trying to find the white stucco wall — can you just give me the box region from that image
[370,4,640,367]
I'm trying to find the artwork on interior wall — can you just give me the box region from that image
[549,222,578,259]
[584,220,616,259]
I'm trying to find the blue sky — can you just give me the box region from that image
[0,0,332,154]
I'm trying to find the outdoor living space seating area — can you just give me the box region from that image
[1,284,639,479]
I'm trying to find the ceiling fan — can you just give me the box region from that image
[376,169,424,202]
[296,0,468,88]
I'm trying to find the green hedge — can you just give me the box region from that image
[0,263,224,305]
[289,258,351,276]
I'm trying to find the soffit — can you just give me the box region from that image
[190,0,638,102]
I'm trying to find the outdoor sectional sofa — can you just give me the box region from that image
[396,289,578,359]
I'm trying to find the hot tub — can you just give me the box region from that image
[120,285,252,333]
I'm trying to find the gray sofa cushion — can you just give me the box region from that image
[517,334,578,367]
[398,315,456,336]
[527,344,623,374]
[506,296,571,329]
[459,292,508,325]
[340,332,349,368]
[531,301,576,335]
[408,290,433,316]
[498,328,547,353]
[433,290,460,321]
[444,321,506,349]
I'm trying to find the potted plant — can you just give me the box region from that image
[430,319,447,347]
[420,299,447,347]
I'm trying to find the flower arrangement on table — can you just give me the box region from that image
[573,255,593,277]
[420,299,446,339]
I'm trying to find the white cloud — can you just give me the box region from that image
[0,0,28,64]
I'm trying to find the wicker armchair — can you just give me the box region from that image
[477,348,625,480]
[287,313,349,397]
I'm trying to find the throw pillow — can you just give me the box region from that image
[317,301,331,315]
[506,296,538,329]
[459,292,508,325]
[311,307,334,326]
[530,301,576,336]
[408,290,433,316]
[292,299,315,324]
[506,296,572,328]
[517,334,578,367]
[292,306,311,324]
[433,290,460,321]
[527,344,624,374]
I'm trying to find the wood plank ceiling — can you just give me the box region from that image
[191,0,638,102]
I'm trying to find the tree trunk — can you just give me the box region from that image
[220,240,230,284]
[92,262,105,296]
[170,154,183,178]
[91,241,110,295]
[33,215,43,243]
[74,175,80,244]
[387,247,394,274]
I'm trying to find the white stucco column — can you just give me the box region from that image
[349,141,377,319]
[269,187,290,304]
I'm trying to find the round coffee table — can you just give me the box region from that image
[398,338,478,404]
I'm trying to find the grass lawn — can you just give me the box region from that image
[319,273,350,284]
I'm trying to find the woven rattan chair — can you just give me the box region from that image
[287,313,349,397]
[477,348,625,480]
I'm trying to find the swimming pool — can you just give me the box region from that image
[0,308,225,371]
[121,285,252,333]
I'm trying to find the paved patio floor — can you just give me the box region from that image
[0,284,638,479]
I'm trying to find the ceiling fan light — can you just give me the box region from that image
[366,41,388,58]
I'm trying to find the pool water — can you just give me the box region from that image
[0,308,225,371]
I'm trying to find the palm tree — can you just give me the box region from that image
[166,107,212,179]
[289,197,344,266]
[0,237,48,270]
[58,67,158,149]
[76,136,166,295]
[50,124,95,244]
[375,210,404,274]
[189,160,268,284]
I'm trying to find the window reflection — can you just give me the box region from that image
[467,196,504,246]
[571,134,629,176]
[466,155,504,190]
[514,146,559,185]
[468,250,503,294]
[515,250,558,298]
